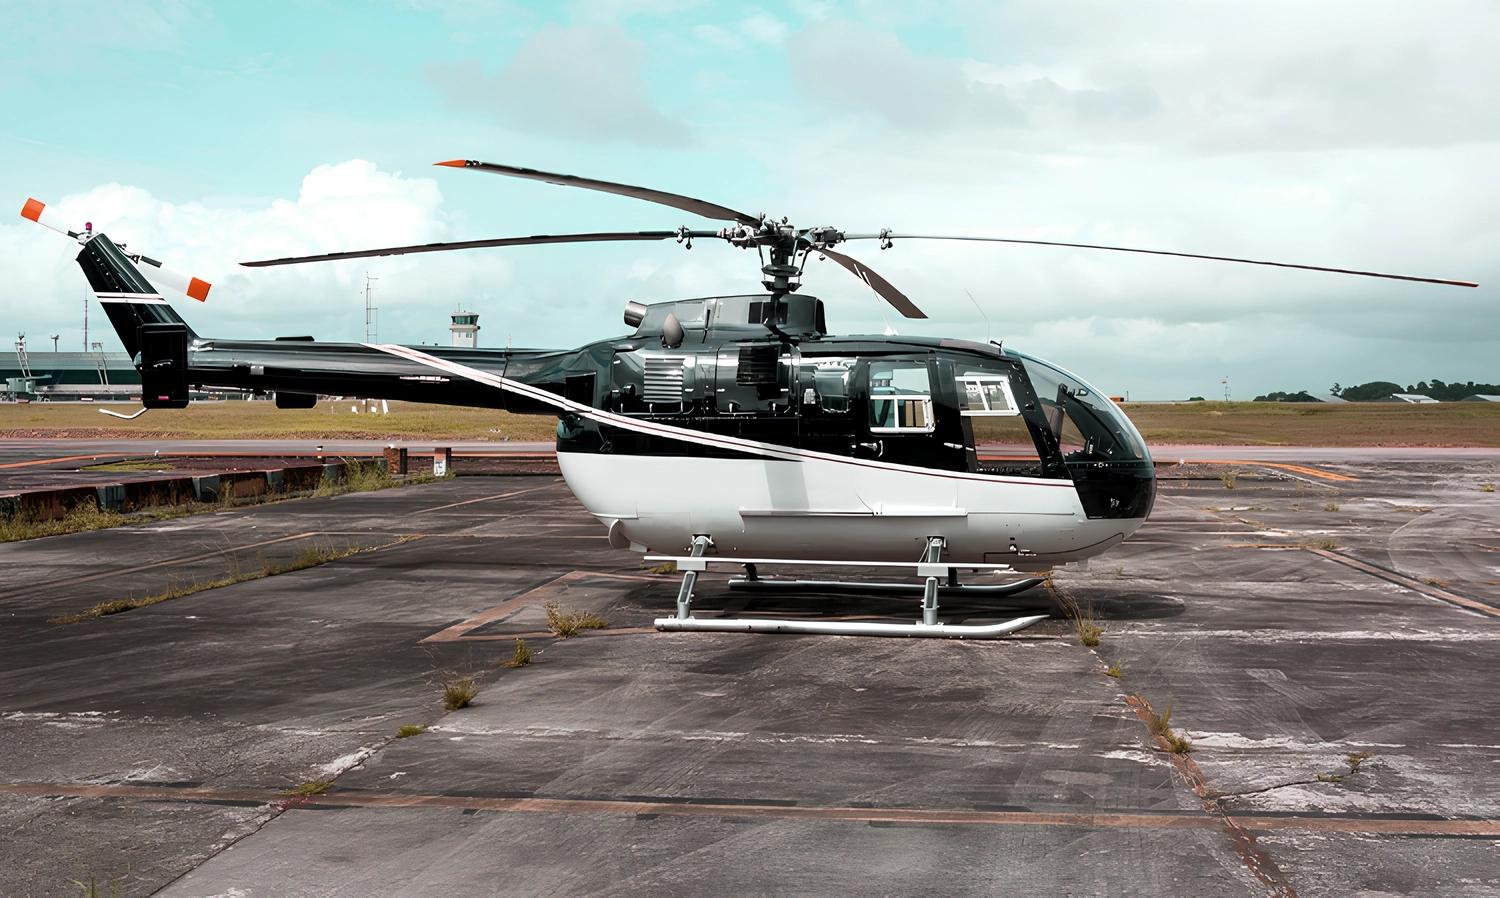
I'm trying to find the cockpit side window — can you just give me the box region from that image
[868,360,935,433]
[956,373,1019,416]
[951,368,1046,474]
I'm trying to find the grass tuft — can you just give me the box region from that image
[502,638,533,668]
[1105,662,1123,678]
[81,460,171,473]
[1220,471,1238,489]
[1323,502,1340,512]
[313,460,394,497]
[544,602,608,638]
[646,561,678,575]
[1077,620,1103,647]
[1051,585,1103,647]
[1137,697,1192,754]
[395,724,427,738]
[2,503,127,543]
[1480,482,1495,493]
[285,778,333,797]
[442,676,477,710]
[1316,751,1373,785]
[1300,537,1339,551]
[1162,730,1193,754]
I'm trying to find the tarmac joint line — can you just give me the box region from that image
[0,782,1494,838]
[1124,693,1300,898]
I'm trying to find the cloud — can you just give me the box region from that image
[426,25,691,147]
[961,0,1500,152]
[788,20,1025,130]
[2,160,514,350]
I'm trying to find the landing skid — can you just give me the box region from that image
[649,536,1048,640]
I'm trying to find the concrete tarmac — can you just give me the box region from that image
[0,457,1496,896]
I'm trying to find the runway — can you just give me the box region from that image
[1,452,1496,895]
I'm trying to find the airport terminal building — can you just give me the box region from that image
[2,350,140,400]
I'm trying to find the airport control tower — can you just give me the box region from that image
[449,311,479,349]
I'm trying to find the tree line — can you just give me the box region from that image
[1248,380,1500,402]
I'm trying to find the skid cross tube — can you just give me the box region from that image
[648,545,1049,639]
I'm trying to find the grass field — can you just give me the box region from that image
[1120,401,1500,447]
[1,399,1497,446]
[0,400,558,441]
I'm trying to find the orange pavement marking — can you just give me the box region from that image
[1183,459,1357,482]
[420,570,661,644]
[0,453,123,470]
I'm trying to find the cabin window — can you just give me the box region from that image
[956,373,1019,416]
[869,361,935,433]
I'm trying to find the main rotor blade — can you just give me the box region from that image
[436,159,762,226]
[815,247,927,319]
[241,230,718,267]
[845,234,1479,288]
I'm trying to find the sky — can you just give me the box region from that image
[0,0,1495,400]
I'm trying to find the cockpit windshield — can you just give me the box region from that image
[1007,351,1150,464]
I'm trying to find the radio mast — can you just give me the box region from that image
[363,273,379,414]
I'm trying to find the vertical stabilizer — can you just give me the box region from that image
[74,233,198,358]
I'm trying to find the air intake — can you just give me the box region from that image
[642,355,687,404]
[736,344,778,386]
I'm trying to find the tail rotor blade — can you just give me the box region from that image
[816,247,927,319]
[847,233,1478,288]
[133,255,212,302]
[20,197,87,239]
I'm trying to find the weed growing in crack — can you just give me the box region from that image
[1137,697,1192,754]
[1050,583,1103,647]
[442,676,477,710]
[285,779,333,796]
[544,603,608,638]
[502,638,533,668]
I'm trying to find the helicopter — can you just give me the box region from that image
[20,162,1476,637]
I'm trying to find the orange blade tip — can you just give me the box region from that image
[20,197,44,222]
[187,277,211,302]
[433,159,469,167]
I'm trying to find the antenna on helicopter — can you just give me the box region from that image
[964,288,991,344]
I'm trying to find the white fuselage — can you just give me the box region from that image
[559,452,1142,568]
